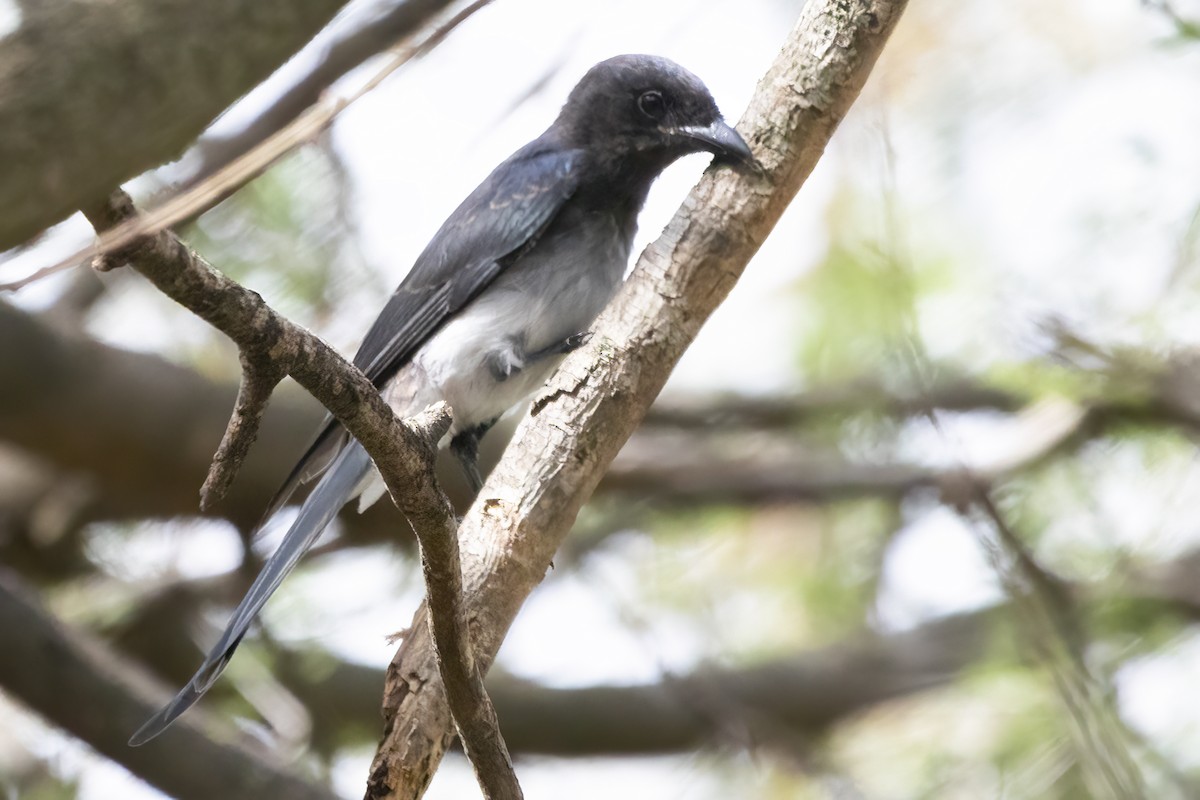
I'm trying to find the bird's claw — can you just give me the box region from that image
[561,330,593,353]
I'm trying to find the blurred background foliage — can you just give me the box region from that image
[5,0,1200,798]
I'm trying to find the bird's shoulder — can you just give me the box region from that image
[404,139,585,291]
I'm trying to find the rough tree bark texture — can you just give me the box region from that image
[365,1,911,797]
[81,176,527,791]
[0,0,352,250]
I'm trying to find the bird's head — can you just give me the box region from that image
[556,54,757,174]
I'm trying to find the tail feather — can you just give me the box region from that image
[129,441,374,746]
[257,417,349,529]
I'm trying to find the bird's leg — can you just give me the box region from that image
[449,417,499,493]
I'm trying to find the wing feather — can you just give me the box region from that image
[354,143,581,385]
[261,141,582,517]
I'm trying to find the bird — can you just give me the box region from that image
[130,54,754,746]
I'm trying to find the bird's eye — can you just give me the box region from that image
[637,90,666,121]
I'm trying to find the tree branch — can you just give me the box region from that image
[5,0,495,294]
[403,407,523,800]
[364,2,912,797]
[967,486,1147,798]
[46,538,1200,762]
[644,378,1023,430]
[0,0,352,250]
[10,291,1200,591]
[248,609,1002,758]
[80,188,522,796]
[606,396,1084,506]
[177,0,465,190]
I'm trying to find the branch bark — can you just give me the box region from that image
[5,0,495,293]
[80,189,522,796]
[0,0,352,250]
[364,2,912,797]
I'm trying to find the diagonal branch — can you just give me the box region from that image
[364,2,912,798]
[77,189,427,507]
[2,0,494,294]
[966,488,1149,799]
[0,0,353,251]
[78,188,520,795]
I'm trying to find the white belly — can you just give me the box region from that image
[355,207,629,508]
[405,208,628,432]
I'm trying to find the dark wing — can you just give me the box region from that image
[260,142,584,520]
[353,143,582,385]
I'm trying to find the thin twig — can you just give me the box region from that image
[873,99,1149,800]
[178,0,466,191]
[969,489,1148,800]
[200,355,286,510]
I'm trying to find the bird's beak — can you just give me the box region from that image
[671,119,759,173]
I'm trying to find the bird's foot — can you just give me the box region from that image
[528,330,593,363]
[449,418,498,493]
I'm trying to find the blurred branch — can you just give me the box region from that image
[3,0,494,293]
[80,186,520,796]
[485,610,990,756]
[0,445,99,582]
[0,0,352,251]
[14,291,1200,582]
[312,609,996,757]
[607,397,1086,506]
[0,298,314,532]
[901,334,1153,796]
[645,378,1022,430]
[95,565,995,758]
[0,565,338,800]
[0,545,992,769]
[102,538,1200,760]
[966,489,1149,799]
[178,0,465,190]
[39,269,111,328]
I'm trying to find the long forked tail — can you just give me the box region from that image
[129,442,374,746]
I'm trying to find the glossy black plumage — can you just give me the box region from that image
[264,145,584,519]
[131,54,754,746]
